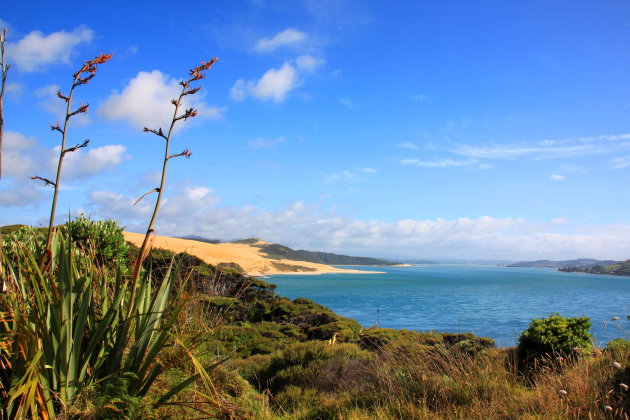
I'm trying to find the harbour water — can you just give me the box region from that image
[269,265,630,346]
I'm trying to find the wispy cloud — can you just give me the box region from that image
[87,186,630,260]
[247,136,286,149]
[5,82,24,99]
[6,25,94,72]
[611,155,630,170]
[0,131,127,206]
[550,174,566,181]
[401,157,480,168]
[454,133,630,160]
[325,167,377,183]
[408,93,431,103]
[338,98,353,108]
[256,28,307,53]
[396,142,420,150]
[36,84,90,125]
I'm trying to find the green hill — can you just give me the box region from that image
[560,259,630,276]
[292,249,396,266]
[227,237,396,265]
[506,258,619,268]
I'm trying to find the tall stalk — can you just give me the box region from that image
[0,28,11,181]
[131,58,218,285]
[31,53,112,257]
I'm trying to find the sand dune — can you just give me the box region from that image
[123,232,379,276]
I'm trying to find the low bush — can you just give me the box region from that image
[517,313,592,373]
[65,214,129,272]
[253,341,373,395]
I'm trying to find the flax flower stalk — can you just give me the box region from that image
[32,53,112,257]
[131,58,217,285]
[0,28,10,181]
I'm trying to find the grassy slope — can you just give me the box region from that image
[560,259,630,276]
[230,238,396,265]
[143,245,629,419]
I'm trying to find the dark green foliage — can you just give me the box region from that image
[606,338,630,359]
[358,328,494,355]
[65,215,129,272]
[228,237,395,265]
[293,249,395,266]
[517,313,592,370]
[179,235,221,244]
[231,237,264,245]
[2,225,47,261]
[560,259,630,276]
[509,258,619,268]
[0,224,39,235]
[209,322,305,358]
[253,341,373,395]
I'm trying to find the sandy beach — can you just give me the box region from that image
[123,232,381,277]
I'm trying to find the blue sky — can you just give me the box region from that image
[2,0,630,260]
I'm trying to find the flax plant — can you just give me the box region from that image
[0,28,10,181]
[131,58,218,284]
[31,53,112,257]
[0,231,202,418]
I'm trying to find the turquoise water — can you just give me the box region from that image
[269,265,630,346]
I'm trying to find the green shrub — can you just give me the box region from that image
[2,225,47,262]
[65,214,129,272]
[254,341,372,395]
[1,232,196,418]
[517,313,592,371]
[605,338,630,360]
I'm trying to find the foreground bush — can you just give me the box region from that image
[517,313,592,373]
[65,214,129,273]
[0,232,196,418]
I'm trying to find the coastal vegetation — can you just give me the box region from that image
[2,222,629,419]
[1,49,628,419]
[195,236,397,266]
[506,259,621,269]
[560,259,630,277]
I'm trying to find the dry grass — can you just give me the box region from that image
[257,339,629,419]
[345,342,629,419]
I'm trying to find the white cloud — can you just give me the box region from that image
[338,98,353,108]
[5,82,24,99]
[454,133,630,160]
[396,142,420,150]
[99,70,225,130]
[3,131,39,177]
[58,144,128,181]
[401,158,480,168]
[0,19,11,32]
[325,167,377,183]
[247,136,286,149]
[550,174,566,181]
[256,28,307,53]
[230,56,324,103]
[36,84,91,125]
[295,55,324,72]
[0,178,45,207]
[6,25,94,72]
[86,187,630,260]
[410,94,429,102]
[0,133,47,207]
[611,155,630,170]
[231,63,300,103]
[4,130,126,182]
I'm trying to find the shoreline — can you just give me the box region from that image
[123,231,385,277]
[266,268,385,276]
